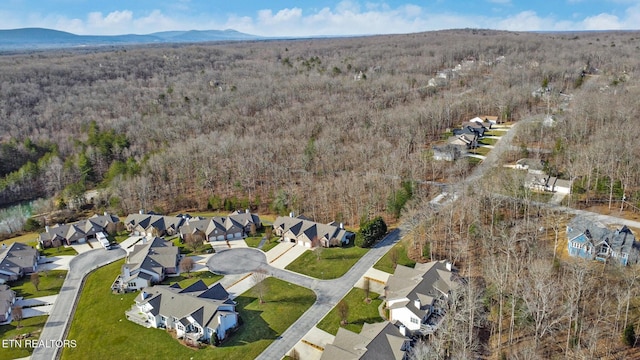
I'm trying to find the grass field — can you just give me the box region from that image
[9,270,67,298]
[160,271,223,287]
[373,239,416,274]
[0,232,38,247]
[0,315,48,359]
[285,245,369,279]
[317,288,384,335]
[62,261,315,360]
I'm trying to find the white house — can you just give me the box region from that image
[127,280,238,344]
[384,260,460,335]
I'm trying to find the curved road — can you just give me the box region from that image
[207,230,402,360]
[31,247,126,360]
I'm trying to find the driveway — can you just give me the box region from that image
[37,256,74,271]
[30,247,126,360]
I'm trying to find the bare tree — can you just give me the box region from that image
[337,300,349,326]
[252,268,269,304]
[12,306,23,328]
[389,246,399,269]
[179,257,195,277]
[30,272,40,291]
[363,277,371,303]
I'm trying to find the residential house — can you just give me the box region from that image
[124,212,185,238]
[0,242,39,282]
[320,322,412,360]
[384,260,461,335]
[38,212,120,248]
[432,144,464,162]
[525,173,572,194]
[112,237,180,292]
[566,216,640,266]
[0,285,16,323]
[126,280,238,344]
[272,214,354,248]
[515,158,545,174]
[179,210,262,242]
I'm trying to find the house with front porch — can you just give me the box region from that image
[566,216,639,266]
[38,212,119,248]
[178,210,262,242]
[384,260,461,335]
[124,212,185,238]
[0,242,39,282]
[127,280,238,344]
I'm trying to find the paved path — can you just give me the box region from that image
[31,247,126,360]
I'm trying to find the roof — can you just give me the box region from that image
[272,215,353,245]
[385,260,460,319]
[178,212,261,238]
[124,214,184,233]
[567,216,639,260]
[0,242,38,277]
[126,237,179,277]
[39,212,119,244]
[320,322,410,360]
[136,280,236,330]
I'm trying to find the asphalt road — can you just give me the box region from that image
[30,246,126,360]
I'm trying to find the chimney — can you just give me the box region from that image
[399,324,406,336]
[414,299,421,309]
[139,209,144,215]
[289,212,294,218]
[339,222,344,229]
[45,225,50,232]
[104,211,108,216]
[245,209,250,214]
[124,266,130,278]
[446,261,452,271]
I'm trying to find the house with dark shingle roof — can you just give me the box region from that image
[126,280,238,343]
[0,284,16,323]
[567,216,640,266]
[112,237,180,292]
[178,210,262,242]
[124,212,184,237]
[38,212,119,248]
[272,214,354,248]
[320,322,412,360]
[384,260,461,335]
[0,242,39,282]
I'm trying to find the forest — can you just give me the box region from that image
[1,29,640,358]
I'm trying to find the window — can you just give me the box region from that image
[410,317,419,324]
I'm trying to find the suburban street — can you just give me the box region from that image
[30,247,126,360]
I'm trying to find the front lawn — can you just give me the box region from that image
[317,288,384,335]
[285,245,369,279]
[0,232,38,247]
[373,240,416,274]
[9,270,67,298]
[0,315,48,359]
[63,261,315,360]
[160,271,223,287]
[41,245,78,257]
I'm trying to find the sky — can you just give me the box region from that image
[0,0,639,36]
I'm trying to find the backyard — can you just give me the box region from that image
[317,288,384,335]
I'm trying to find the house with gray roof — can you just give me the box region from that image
[0,284,16,323]
[38,212,119,248]
[111,237,180,292]
[384,260,461,335]
[320,322,412,360]
[272,214,354,248]
[179,210,262,242]
[0,242,39,282]
[567,216,639,266]
[124,212,184,237]
[126,280,238,344]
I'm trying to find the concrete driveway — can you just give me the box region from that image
[37,255,74,271]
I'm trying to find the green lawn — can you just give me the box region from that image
[373,240,416,274]
[62,261,315,360]
[485,130,508,136]
[478,137,498,146]
[0,315,48,359]
[41,245,78,257]
[285,245,369,279]
[9,270,67,298]
[245,235,280,252]
[0,232,39,247]
[160,271,223,287]
[317,288,384,335]
[171,236,213,255]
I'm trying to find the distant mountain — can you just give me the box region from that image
[0,28,262,51]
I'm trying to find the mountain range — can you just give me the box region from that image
[0,28,262,51]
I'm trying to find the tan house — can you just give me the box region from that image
[112,237,180,292]
[272,214,354,248]
[38,212,119,248]
[179,210,262,242]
